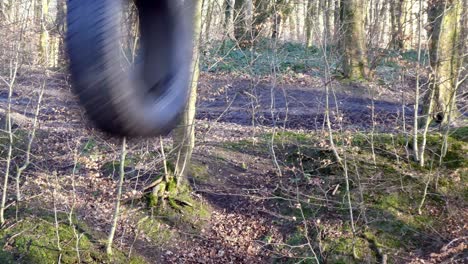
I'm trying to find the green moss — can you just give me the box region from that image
[0,129,29,159]
[326,236,372,263]
[81,138,97,154]
[147,181,211,233]
[146,191,160,208]
[0,215,146,264]
[223,139,254,151]
[136,217,175,247]
[450,127,468,142]
[150,197,211,234]
[375,193,410,211]
[271,131,314,144]
[101,157,135,177]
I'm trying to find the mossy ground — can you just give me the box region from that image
[224,128,467,263]
[0,209,146,264]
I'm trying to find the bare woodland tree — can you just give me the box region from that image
[340,0,369,79]
[426,0,463,126]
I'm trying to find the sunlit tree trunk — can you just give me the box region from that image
[324,0,332,43]
[340,0,368,79]
[55,0,66,33]
[204,0,214,42]
[272,0,292,39]
[390,0,411,49]
[39,0,50,65]
[425,0,462,126]
[288,0,297,41]
[378,0,388,46]
[173,0,203,186]
[224,0,234,39]
[305,0,316,47]
[0,0,11,21]
[406,0,414,48]
[272,0,282,39]
[334,0,340,43]
[461,0,467,61]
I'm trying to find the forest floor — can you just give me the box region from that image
[0,68,467,263]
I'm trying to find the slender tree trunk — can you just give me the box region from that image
[173,0,203,186]
[305,0,315,47]
[106,138,127,256]
[271,0,283,39]
[0,0,10,21]
[272,1,280,39]
[288,0,297,40]
[204,0,214,42]
[39,0,50,65]
[425,0,462,126]
[324,0,332,43]
[340,0,368,79]
[413,0,423,162]
[390,0,410,49]
[234,0,247,41]
[407,0,414,48]
[224,0,234,39]
[334,0,340,43]
[252,0,270,40]
[378,0,388,46]
[272,0,292,39]
[298,1,303,40]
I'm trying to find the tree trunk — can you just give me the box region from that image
[39,0,50,65]
[173,0,203,187]
[340,0,368,79]
[390,0,410,50]
[271,11,282,39]
[425,0,462,126]
[204,0,214,42]
[252,0,271,40]
[324,0,332,43]
[0,0,10,21]
[224,0,234,39]
[334,0,340,43]
[378,0,388,46]
[286,0,297,40]
[234,0,247,41]
[305,0,315,47]
[272,0,292,39]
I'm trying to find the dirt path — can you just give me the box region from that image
[196,73,417,132]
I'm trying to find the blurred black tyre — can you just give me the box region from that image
[66,0,193,136]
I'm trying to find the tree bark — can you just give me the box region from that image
[305,0,316,47]
[204,0,214,42]
[252,0,271,40]
[173,0,203,187]
[378,0,388,46]
[425,0,462,126]
[224,0,234,39]
[39,0,50,65]
[288,0,297,41]
[334,0,341,43]
[234,0,247,41]
[0,0,10,21]
[340,0,368,79]
[324,0,332,43]
[390,0,411,50]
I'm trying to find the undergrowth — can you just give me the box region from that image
[0,209,146,264]
[223,128,467,263]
